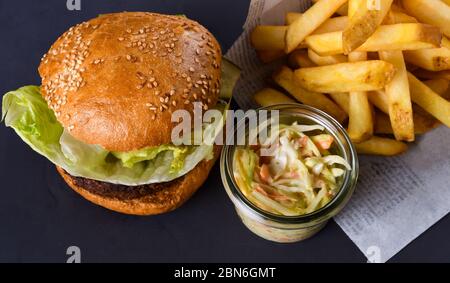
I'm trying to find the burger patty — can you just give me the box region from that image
[65,170,185,201]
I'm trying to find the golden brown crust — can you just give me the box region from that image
[56,145,221,215]
[39,12,222,152]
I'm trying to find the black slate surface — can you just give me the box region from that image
[0,0,448,263]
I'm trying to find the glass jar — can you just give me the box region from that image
[220,104,359,243]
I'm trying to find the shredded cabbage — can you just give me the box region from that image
[233,121,351,216]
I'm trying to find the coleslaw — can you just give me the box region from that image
[233,122,351,216]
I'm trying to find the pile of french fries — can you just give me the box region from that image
[251,0,450,156]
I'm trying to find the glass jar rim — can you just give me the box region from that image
[220,103,359,226]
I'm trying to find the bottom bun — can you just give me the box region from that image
[57,145,221,215]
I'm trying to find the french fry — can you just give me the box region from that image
[391,11,417,24]
[404,37,450,71]
[257,50,285,64]
[343,0,394,54]
[307,48,347,66]
[285,12,298,26]
[285,13,348,33]
[273,66,347,123]
[369,79,449,115]
[442,0,450,6]
[347,51,373,143]
[288,50,315,69]
[402,0,450,37]
[329,93,349,114]
[375,112,439,135]
[306,24,442,56]
[413,69,450,81]
[251,26,286,51]
[423,79,450,97]
[311,0,348,16]
[286,10,413,27]
[347,0,358,18]
[408,72,450,127]
[354,136,408,156]
[368,90,389,114]
[294,61,396,93]
[254,88,296,107]
[285,0,347,53]
[379,50,414,141]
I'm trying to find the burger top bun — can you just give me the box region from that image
[39,12,222,152]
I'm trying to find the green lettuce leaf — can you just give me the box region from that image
[112,144,189,169]
[2,60,241,186]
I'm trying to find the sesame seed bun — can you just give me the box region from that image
[56,145,221,215]
[39,12,222,152]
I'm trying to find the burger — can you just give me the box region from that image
[1,12,239,215]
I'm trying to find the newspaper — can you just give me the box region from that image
[225,0,450,262]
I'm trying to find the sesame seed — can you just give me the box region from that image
[170,90,176,96]
[153,81,158,87]
[184,100,190,105]
[152,114,156,120]
[193,93,198,99]
[137,84,144,90]
[126,55,132,61]
[164,97,169,103]
[172,100,177,107]
[126,29,132,33]
[162,104,168,110]
[155,90,161,95]
[146,103,152,107]
[196,49,200,55]
[189,67,195,72]
[118,37,124,41]
[150,107,157,111]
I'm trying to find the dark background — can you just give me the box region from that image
[0,0,448,263]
